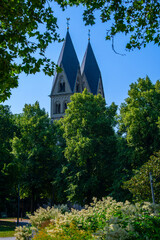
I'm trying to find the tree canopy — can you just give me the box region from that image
[1,75,160,211]
[57,0,160,53]
[111,136,135,202]
[60,89,117,204]
[0,105,18,213]
[79,0,160,50]
[1,0,160,102]
[118,76,160,166]
[11,102,58,212]
[0,0,61,102]
[123,151,160,203]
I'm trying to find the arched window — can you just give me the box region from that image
[55,102,61,114]
[59,76,65,92]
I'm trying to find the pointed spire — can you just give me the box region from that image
[55,31,80,92]
[81,41,101,95]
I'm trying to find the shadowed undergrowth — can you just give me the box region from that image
[0,220,16,237]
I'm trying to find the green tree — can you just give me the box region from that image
[123,151,160,203]
[118,76,160,167]
[59,0,160,51]
[1,0,160,102]
[0,105,18,214]
[0,0,61,102]
[60,89,117,204]
[12,102,58,212]
[51,120,68,204]
[111,136,135,202]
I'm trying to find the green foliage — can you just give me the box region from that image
[1,0,159,101]
[118,76,160,167]
[33,230,53,240]
[111,136,135,202]
[0,105,18,213]
[11,101,59,211]
[33,223,94,240]
[96,213,160,240]
[58,0,160,51]
[28,205,68,228]
[131,215,160,240]
[51,120,68,204]
[15,225,33,240]
[123,151,160,203]
[0,0,61,102]
[60,89,117,203]
[15,198,160,240]
[15,205,68,240]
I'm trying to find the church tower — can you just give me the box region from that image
[50,30,81,120]
[50,28,105,120]
[81,36,105,98]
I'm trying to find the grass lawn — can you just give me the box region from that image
[0,220,16,237]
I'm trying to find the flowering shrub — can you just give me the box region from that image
[32,230,52,240]
[15,198,160,240]
[15,205,67,240]
[94,199,160,240]
[14,225,34,240]
[33,223,94,240]
[28,206,61,228]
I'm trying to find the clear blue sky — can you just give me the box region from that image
[3,3,160,115]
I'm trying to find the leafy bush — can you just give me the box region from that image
[95,200,160,240]
[130,215,160,240]
[33,223,94,240]
[15,205,68,240]
[123,151,160,203]
[28,206,61,228]
[15,198,160,240]
[32,229,52,240]
[14,225,33,240]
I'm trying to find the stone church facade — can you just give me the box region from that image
[50,30,105,120]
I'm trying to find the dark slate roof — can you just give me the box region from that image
[81,41,101,95]
[54,31,80,92]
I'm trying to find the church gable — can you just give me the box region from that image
[51,66,72,95]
